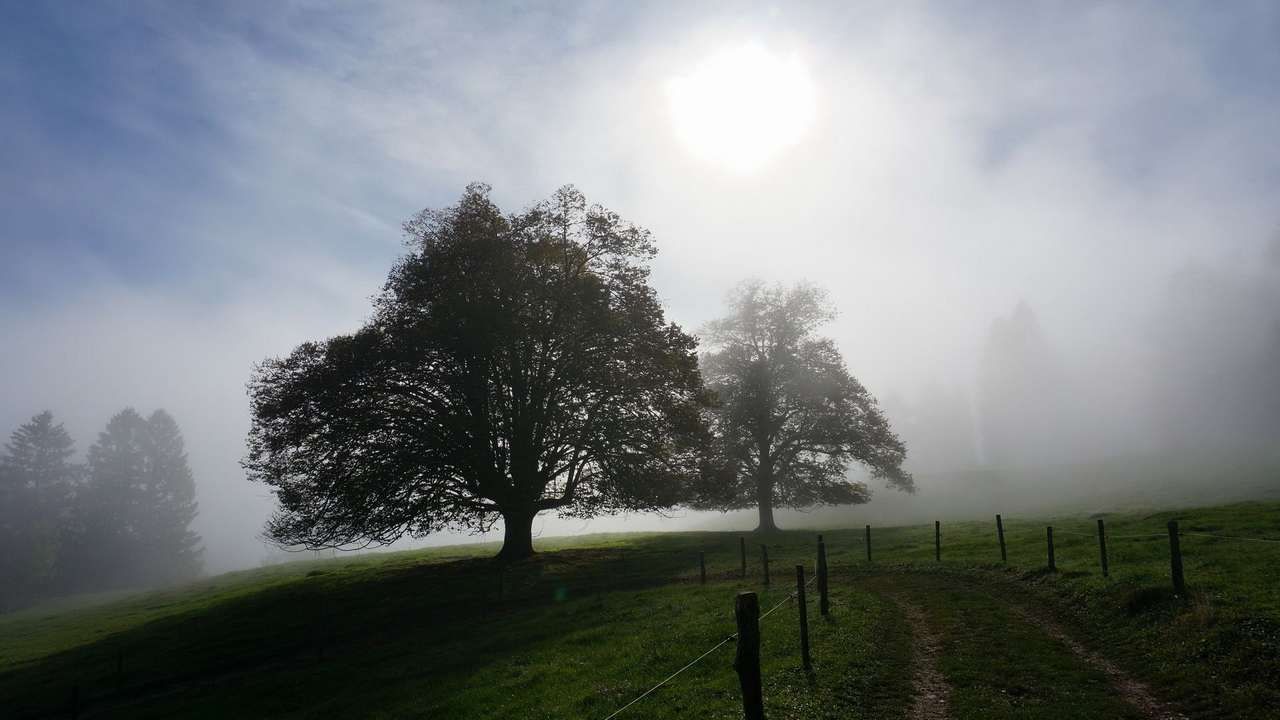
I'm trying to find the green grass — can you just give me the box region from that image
[1,501,1278,718]
[862,573,1145,719]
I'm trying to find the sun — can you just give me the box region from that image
[666,43,816,175]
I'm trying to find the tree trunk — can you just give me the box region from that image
[497,506,538,562]
[755,474,780,533]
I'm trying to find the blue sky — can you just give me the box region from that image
[2,1,1278,569]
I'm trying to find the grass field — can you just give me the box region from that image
[2,501,1278,719]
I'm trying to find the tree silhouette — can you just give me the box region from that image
[69,408,202,589]
[246,184,708,560]
[0,411,78,609]
[696,281,911,531]
[139,409,203,582]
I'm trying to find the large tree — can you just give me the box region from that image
[697,281,912,532]
[245,184,708,560]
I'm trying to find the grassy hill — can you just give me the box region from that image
[2,501,1278,719]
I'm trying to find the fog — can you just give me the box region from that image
[3,2,1278,575]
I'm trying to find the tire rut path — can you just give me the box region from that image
[1004,603,1189,720]
[888,594,951,720]
[866,573,1187,720]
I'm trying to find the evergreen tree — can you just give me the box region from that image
[0,411,78,609]
[77,408,151,590]
[139,410,202,582]
[74,408,203,589]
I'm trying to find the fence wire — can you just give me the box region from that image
[605,521,1278,720]
[1181,531,1280,544]
[600,633,737,720]
[600,568,819,719]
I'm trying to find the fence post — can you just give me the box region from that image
[740,537,747,578]
[865,525,872,563]
[997,514,1007,563]
[1168,520,1185,596]
[1097,519,1109,578]
[817,537,829,616]
[1046,526,1056,572]
[935,520,941,562]
[733,592,765,720]
[700,551,707,585]
[796,565,812,672]
[761,545,770,587]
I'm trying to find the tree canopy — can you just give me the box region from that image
[246,184,709,560]
[695,280,912,531]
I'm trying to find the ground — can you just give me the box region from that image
[1,502,1278,718]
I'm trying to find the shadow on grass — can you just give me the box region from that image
[0,546,701,719]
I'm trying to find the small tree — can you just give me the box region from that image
[697,281,912,532]
[246,184,708,560]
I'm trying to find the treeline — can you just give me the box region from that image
[0,409,202,611]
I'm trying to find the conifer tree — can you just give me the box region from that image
[140,409,202,581]
[0,411,78,608]
[74,408,203,589]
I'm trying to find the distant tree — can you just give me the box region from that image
[246,184,709,561]
[70,408,202,590]
[696,281,912,532]
[0,411,78,609]
[138,410,203,582]
[74,408,150,590]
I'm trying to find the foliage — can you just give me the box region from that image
[696,280,911,530]
[64,408,203,590]
[246,184,709,559]
[0,412,78,610]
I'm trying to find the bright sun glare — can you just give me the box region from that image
[666,44,816,175]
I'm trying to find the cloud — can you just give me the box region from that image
[2,1,1278,569]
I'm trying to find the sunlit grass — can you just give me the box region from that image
[1,501,1277,718]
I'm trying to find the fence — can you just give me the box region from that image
[47,517,1279,720]
[598,517,1280,719]
[602,539,827,720]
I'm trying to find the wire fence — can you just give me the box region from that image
[1180,531,1280,544]
[600,569,818,719]
[599,515,1280,719]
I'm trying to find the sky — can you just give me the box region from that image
[2,1,1279,572]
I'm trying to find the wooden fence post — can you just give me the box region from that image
[796,565,812,672]
[1097,519,1109,578]
[740,537,747,578]
[935,520,941,562]
[865,525,872,563]
[700,551,707,585]
[817,537,829,616]
[761,545,770,587]
[1168,520,1185,596]
[997,514,1007,563]
[1046,526,1056,572]
[734,592,765,720]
